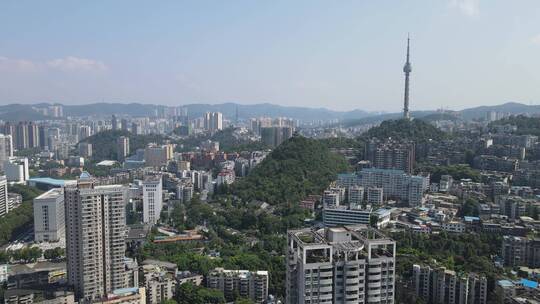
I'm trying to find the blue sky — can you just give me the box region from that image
[1,0,540,112]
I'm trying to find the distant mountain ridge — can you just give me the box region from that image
[0,101,538,122]
[0,102,375,122]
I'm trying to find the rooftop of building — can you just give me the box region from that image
[28,177,75,187]
[96,160,118,166]
[209,267,268,277]
[34,188,63,200]
[9,261,66,275]
[289,225,394,250]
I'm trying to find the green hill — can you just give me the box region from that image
[79,130,166,161]
[362,118,448,142]
[232,135,349,205]
[488,115,540,136]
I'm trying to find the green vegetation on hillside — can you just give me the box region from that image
[176,282,225,304]
[318,137,363,149]
[0,185,43,246]
[362,119,448,142]
[79,130,167,160]
[489,115,540,136]
[232,135,349,205]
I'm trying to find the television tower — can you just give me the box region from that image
[403,34,412,120]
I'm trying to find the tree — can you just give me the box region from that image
[44,247,65,261]
[233,135,349,205]
[458,199,480,217]
[0,185,43,246]
[176,283,225,304]
[11,247,42,263]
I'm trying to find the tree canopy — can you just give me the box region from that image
[362,119,448,143]
[232,135,349,205]
[488,115,540,136]
[0,185,42,246]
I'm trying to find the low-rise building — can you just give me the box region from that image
[207,268,269,304]
[441,221,466,234]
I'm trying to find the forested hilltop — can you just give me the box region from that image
[232,135,349,205]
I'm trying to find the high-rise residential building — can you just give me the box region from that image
[79,125,92,141]
[0,134,13,170]
[261,126,294,147]
[112,115,119,131]
[176,183,193,203]
[15,122,29,150]
[64,173,128,302]
[28,122,40,148]
[412,264,488,304]
[286,225,396,304]
[203,112,223,133]
[3,157,29,183]
[357,168,428,207]
[0,176,8,217]
[131,123,141,135]
[365,139,415,174]
[502,236,540,268]
[117,136,130,162]
[33,188,65,242]
[48,105,63,117]
[79,142,93,158]
[38,126,47,148]
[207,268,269,304]
[121,119,129,132]
[144,144,173,168]
[142,175,163,225]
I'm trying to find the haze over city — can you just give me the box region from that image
[2,0,540,111]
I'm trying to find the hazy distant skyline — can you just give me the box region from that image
[1,1,540,112]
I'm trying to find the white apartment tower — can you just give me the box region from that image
[0,134,13,170]
[0,176,8,217]
[64,172,128,302]
[286,225,396,304]
[204,112,223,133]
[3,157,29,183]
[33,188,65,242]
[142,175,163,225]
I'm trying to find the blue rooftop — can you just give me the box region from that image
[79,171,92,180]
[28,177,69,187]
[464,216,480,222]
[520,279,538,289]
[112,287,139,295]
[497,280,514,288]
[337,173,357,178]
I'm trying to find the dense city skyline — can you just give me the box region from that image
[2,2,540,304]
[2,1,540,111]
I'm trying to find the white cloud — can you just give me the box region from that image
[0,56,108,74]
[530,34,540,46]
[46,56,108,72]
[450,0,480,17]
[0,56,38,72]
